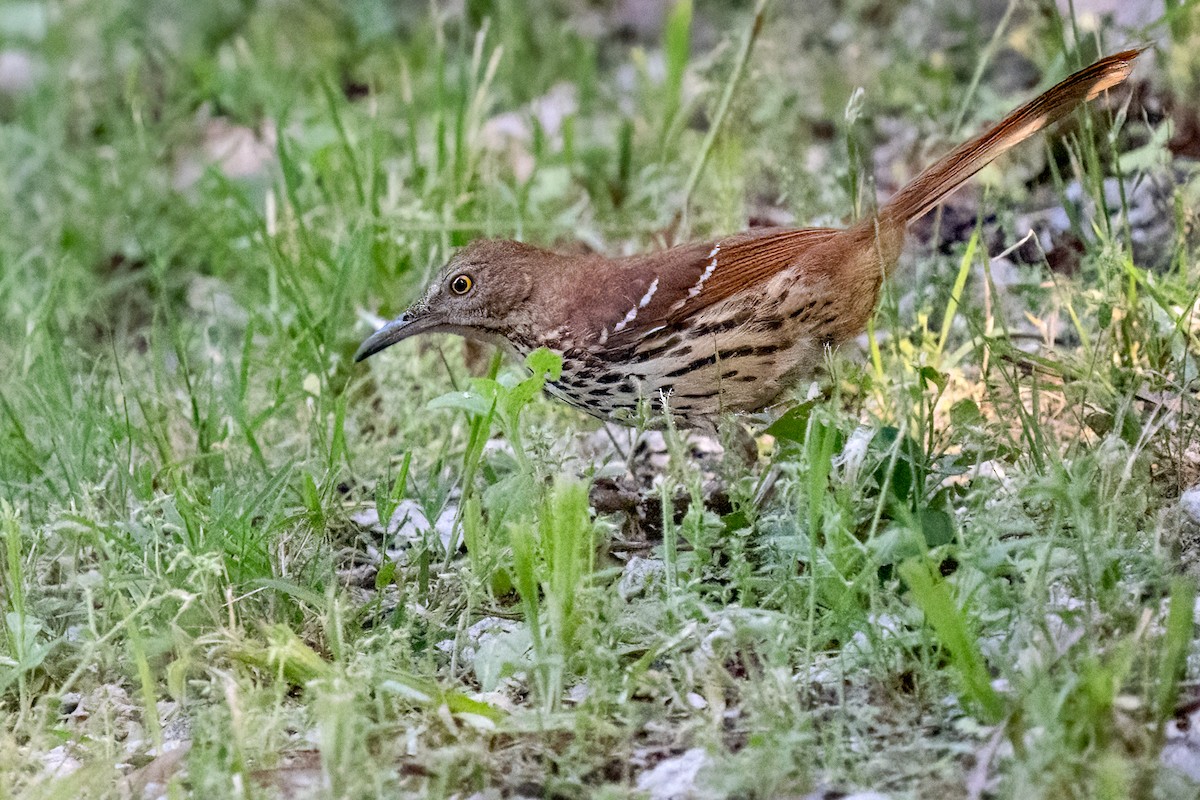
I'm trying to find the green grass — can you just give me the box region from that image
[1,1,1199,798]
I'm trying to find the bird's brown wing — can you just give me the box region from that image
[597,226,841,349]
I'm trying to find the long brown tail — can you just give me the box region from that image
[881,49,1141,225]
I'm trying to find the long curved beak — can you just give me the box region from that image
[354,313,440,362]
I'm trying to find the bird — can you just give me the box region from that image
[355,50,1140,428]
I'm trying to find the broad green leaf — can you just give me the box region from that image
[765,400,817,443]
[429,384,499,416]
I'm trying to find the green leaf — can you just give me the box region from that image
[509,522,539,613]
[500,348,564,421]
[721,509,750,533]
[949,398,983,428]
[874,446,913,505]
[526,347,564,381]
[1156,578,1196,720]
[301,472,324,528]
[428,384,499,416]
[443,690,505,723]
[765,400,816,443]
[898,559,1004,722]
[662,0,693,131]
[504,380,544,417]
[375,452,411,531]
[378,673,504,723]
[375,559,397,590]
[481,473,538,525]
[230,624,333,686]
[867,524,927,567]
[252,578,328,610]
[936,227,979,358]
[917,508,955,547]
[919,366,948,393]
[540,478,595,650]
[473,626,533,692]
[804,412,840,536]
[1117,122,1172,173]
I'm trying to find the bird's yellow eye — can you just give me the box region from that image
[449,274,473,295]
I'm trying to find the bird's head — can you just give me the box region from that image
[354,239,543,362]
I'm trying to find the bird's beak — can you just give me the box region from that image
[354,312,440,362]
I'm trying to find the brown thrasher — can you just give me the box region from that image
[356,51,1139,427]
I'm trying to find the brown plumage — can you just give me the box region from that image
[356,50,1140,427]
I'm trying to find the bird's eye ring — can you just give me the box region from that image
[449,274,473,295]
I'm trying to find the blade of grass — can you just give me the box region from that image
[936,227,980,363]
[679,0,772,232]
[899,558,1005,723]
[1155,578,1196,723]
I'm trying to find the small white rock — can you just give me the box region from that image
[635,748,710,800]
[618,556,665,601]
[1162,741,1200,783]
[1180,486,1200,526]
[40,745,82,777]
[390,500,432,542]
[0,49,37,94]
[352,500,457,551]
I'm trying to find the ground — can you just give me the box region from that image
[2,0,1200,798]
